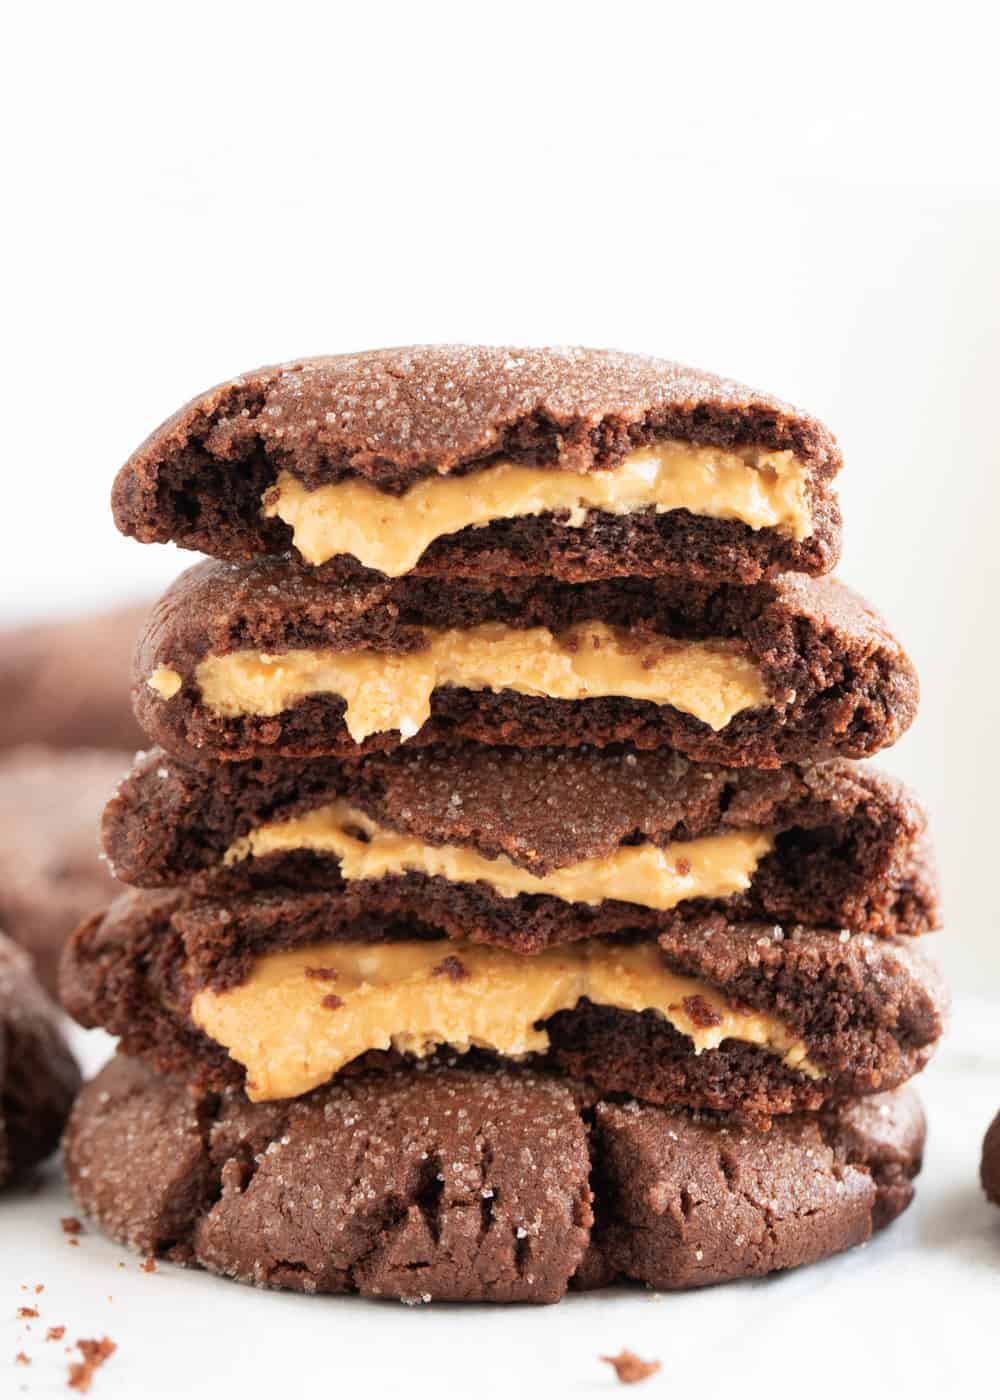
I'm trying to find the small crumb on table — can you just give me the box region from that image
[68,1336,116,1393]
[600,1349,662,1384]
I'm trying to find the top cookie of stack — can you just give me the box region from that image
[114,346,914,768]
[114,344,842,585]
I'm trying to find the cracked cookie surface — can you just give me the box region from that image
[64,1056,923,1300]
[111,345,842,586]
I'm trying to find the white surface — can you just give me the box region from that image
[3,1008,998,1399]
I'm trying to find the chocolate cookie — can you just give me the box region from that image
[111,347,842,586]
[133,560,917,769]
[103,746,940,944]
[579,1083,926,1289]
[0,604,147,752]
[982,1111,1000,1206]
[1,932,80,1186]
[63,1055,922,1299]
[0,747,127,992]
[61,892,945,1119]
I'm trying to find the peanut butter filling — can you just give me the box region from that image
[147,665,183,699]
[262,442,813,575]
[191,938,820,1102]
[182,622,767,743]
[223,799,774,912]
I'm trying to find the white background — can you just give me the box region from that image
[8,4,998,993]
[2,5,998,1390]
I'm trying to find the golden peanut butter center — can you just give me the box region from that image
[262,441,813,575]
[147,664,183,699]
[187,621,768,743]
[223,799,774,912]
[191,938,819,1102]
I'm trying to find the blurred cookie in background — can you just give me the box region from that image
[983,1111,1000,1207]
[0,931,80,1186]
[0,747,128,993]
[0,602,148,752]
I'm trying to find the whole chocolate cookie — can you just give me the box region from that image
[1,933,80,1186]
[63,1056,922,1300]
[133,560,917,769]
[982,1111,1000,1206]
[0,747,127,993]
[0,604,147,752]
[112,347,842,586]
[60,891,946,1120]
[103,746,940,945]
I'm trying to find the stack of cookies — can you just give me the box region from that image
[61,347,945,1302]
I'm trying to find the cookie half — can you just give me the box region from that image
[0,747,126,992]
[982,1111,1000,1206]
[579,1083,926,1289]
[134,561,917,768]
[60,892,945,1119]
[63,1056,922,1300]
[112,346,842,586]
[103,747,940,945]
[1,933,80,1186]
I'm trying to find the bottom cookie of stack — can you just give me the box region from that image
[64,1056,924,1302]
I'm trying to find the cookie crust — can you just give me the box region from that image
[60,892,945,1119]
[133,561,918,769]
[112,347,842,585]
[63,1056,923,1300]
[103,747,940,944]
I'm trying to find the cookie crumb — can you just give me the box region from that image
[68,1336,116,1392]
[141,1257,157,1274]
[600,1349,662,1384]
[48,1326,66,1342]
[17,1306,39,1319]
[432,955,469,982]
[61,1217,83,1236]
[15,1351,30,1366]
[682,995,722,1029]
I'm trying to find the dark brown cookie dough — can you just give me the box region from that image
[60,892,945,1119]
[103,746,940,943]
[63,1055,922,1300]
[134,560,917,769]
[982,1111,1000,1206]
[111,347,842,585]
[579,1085,925,1290]
[1,932,80,1186]
[65,1056,593,1302]
[0,747,127,993]
[0,605,147,752]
